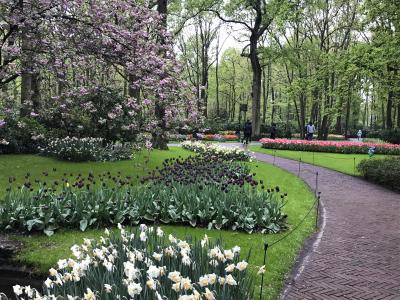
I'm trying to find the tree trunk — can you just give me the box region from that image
[250,35,262,137]
[215,34,220,117]
[152,0,169,150]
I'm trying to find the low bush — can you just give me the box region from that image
[357,157,400,192]
[181,141,250,161]
[366,128,400,144]
[259,138,400,155]
[40,137,134,162]
[12,225,258,300]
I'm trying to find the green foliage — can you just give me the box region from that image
[367,129,400,145]
[357,157,400,192]
[0,176,287,235]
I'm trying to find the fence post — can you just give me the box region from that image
[298,158,302,176]
[353,157,356,175]
[259,243,269,300]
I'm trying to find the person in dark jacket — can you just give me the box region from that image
[243,120,252,144]
[270,123,277,139]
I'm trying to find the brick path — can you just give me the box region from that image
[248,150,400,300]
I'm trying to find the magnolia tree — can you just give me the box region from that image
[0,0,201,149]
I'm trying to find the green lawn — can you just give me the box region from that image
[0,147,190,196]
[249,145,388,176]
[3,148,316,299]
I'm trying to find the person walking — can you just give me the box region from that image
[243,120,252,145]
[270,123,277,139]
[357,129,363,141]
[306,122,315,140]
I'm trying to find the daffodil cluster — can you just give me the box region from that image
[181,141,251,161]
[13,225,256,299]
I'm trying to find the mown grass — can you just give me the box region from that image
[249,145,389,176]
[4,148,315,299]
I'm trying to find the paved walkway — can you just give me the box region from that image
[250,150,400,299]
[219,143,400,299]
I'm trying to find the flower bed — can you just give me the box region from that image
[0,178,286,235]
[13,225,259,300]
[181,141,250,161]
[259,138,400,155]
[40,137,134,161]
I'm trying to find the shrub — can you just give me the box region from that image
[366,128,400,144]
[259,138,400,155]
[181,141,250,161]
[0,116,47,154]
[12,225,258,300]
[357,157,400,192]
[40,137,134,162]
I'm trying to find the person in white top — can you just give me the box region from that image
[306,122,315,140]
[357,129,362,141]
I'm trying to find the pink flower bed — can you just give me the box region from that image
[259,138,400,155]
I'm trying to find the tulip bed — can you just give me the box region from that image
[0,151,287,236]
[13,225,258,300]
[259,138,400,155]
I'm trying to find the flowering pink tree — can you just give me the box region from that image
[1,0,200,148]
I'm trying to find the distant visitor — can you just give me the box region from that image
[306,122,315,140]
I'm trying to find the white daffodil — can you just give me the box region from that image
[146,278,156,290]
[203,288,215,300]
[225,274,237,286]
[104,284,112,293]
[152,252,162,261]
[236,260,248,271]
[13,285,23,296]
[147,265,161,278]
[127,282,142,297]
[258,265,266,275]
[168,271,182,283]
[83,288,96,300]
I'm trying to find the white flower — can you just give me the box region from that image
[124,261,140,280]
[224,250,234,260]
[49,268,58,277]
[182,254,191,266]
[13,285,23,296]
[218,277,225,285]
[104,284,112,293]
[140,231,147,242]
[225,264,235,273]
[152,252,163,261]
[258,265,266,275]
[198,275,209,287]
[146,278,156,290]
[208,273,217,285]
[201,234,209,248]
[203,288,215,300]
[180,277,192,290]
[127,282,142,297]
[84,288,96,300]
[147,265,161,278]
[232,246,241,254]
[236,260,248,271]
[169,234,177,244]
[168,271,182,283]
[117,223,123,230]
[164,246,175,257]
[139,224,147,231]
[57,259,68,269]
[209,259,219,267]
[44,278,53,288]
[104,228,110,236]
[225,274,237,286]
[156,227,164,237]
[171,282,181,292]
[103,260,113,272]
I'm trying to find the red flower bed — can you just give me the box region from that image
[259,138,400,155]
